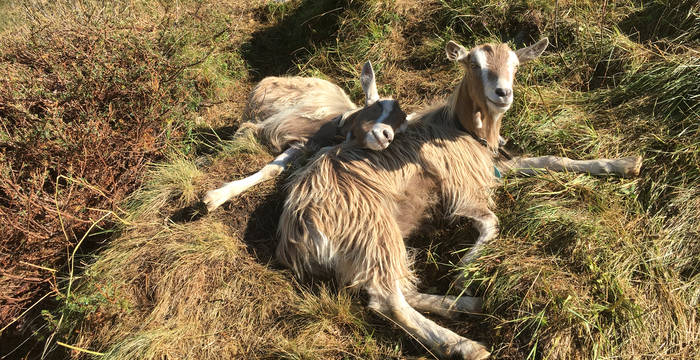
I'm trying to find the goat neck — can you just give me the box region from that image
[451,78,503,152]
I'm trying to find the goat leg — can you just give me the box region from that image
[454,207,499,266]
[405,292,482,319]
[500,155,642,178]
[367,284,490,360]
[203,145,303,211]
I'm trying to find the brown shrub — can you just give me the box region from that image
[0,0,231,331]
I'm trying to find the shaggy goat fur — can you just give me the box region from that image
[275,38,557,359]
[203,62,406,211]
[277,106,495,291]
[275,37,645,359]
[247,76,356,153]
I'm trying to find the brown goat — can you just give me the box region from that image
[203,61,407,211]
[276,39,558,359]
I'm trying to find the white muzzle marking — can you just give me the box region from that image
[475,48,517,114]
[364,99,397,150]
[365,123,394,150]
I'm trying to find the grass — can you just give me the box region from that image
[1,0,698,359]
[0,0,251,340]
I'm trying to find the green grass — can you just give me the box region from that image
[2,0,698,359]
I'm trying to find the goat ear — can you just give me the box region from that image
[360,61,380,106]
[515,38,549,63]
[445,40,468,62]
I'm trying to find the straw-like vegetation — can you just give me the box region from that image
[1,0,698,359]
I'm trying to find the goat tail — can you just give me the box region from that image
[223,122,263,147]
[238,121,262,133]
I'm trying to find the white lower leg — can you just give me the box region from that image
[502,155,642,178]
[204,171,267,210]
[406,292,482,319]
[368,285,489,360]
[458,209,498,266]
[203,146,302,211]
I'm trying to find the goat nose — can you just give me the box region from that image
[383,129,393,141]
[495,88,512,97]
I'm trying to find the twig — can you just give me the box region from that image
[20,261,57,273]
[65,212,112,300]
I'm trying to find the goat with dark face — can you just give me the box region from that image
[203,61,407,211]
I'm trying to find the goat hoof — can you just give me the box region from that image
[623,156,643,178]
[456,296,483,314]
[203,188,230,212]
[445,340,490,360]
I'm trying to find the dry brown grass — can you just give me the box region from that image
[0,0,261,354]
[63,139,405,359]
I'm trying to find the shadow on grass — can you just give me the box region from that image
[1,230,115,360]
[241,0,347,81]
[2,313,70,360]
[618,0,697,44]
[169,201,209,223]
[240,185,287,263]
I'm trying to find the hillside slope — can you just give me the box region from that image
[1,0,697,359]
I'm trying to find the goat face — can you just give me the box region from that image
[340,61,407,151]
[446,38,549,115]
[341,98,407,150]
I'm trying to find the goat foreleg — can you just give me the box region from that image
[501,155,642,178]
[203,145,303,212]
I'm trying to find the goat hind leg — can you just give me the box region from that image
[406,292,482,319]
[203,145,303,211]
[456,207,498,266]
[367,284,489,360]
[502,155,642,178]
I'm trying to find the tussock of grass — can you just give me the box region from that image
[71,220,293,359]
[466,173,688,357]
[275,286,399,359]
[61,133,401,359]
[124,158,204,220]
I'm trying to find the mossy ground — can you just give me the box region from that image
[1,0,697,359]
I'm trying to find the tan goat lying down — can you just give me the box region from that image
[203,58,640,213]
[276,39,641,359]
[203,62,407,211]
